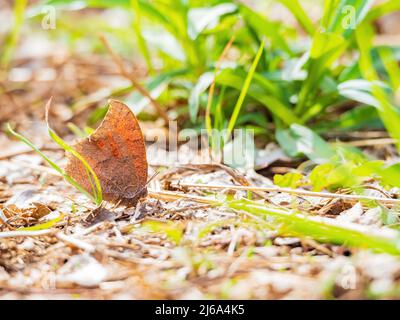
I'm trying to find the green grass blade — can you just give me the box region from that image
[217,70,300,125]
[7,124,97,203]
[45,99,102,205]
[47,128,103,205]
[67,123,88,138]
[0,0,27,69]
[295,32,346,114]
[378,47,400,91]
[366,0,400,21]
[320,0,340,29]
[225,39,265,141]
[130,0,153,73]
[276,124,335,163]
[277,0,315,35]
[189,72,214,123]
[228,199,400,255]
[19,214,64,231]
[328,0,374,37]
[213,86,226,132]
[356,23,400,151]
[239,4,291,53]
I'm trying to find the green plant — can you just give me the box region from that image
[0,0,27,69]
[228,198,400,255]
[7,101,103,206]
[34,0,400,159]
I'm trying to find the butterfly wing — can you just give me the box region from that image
[65,100,148,206]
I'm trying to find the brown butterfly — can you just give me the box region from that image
[65,100,148,207]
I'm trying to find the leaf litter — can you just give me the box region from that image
[1,2,400,299]
[1,131,400,298]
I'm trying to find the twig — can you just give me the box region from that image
[56,232,95,253]
[340,138,397,147]
[102,249,176,267]
[324,130,389,139]
[0,208,9,225]
[147,189,218,204]
[0,83,22,115]
[374,34,400,46]
[0,229,55,239]
[166,203,212,214]
[226,246,254,277]
[0,146,62,161]
[99,34,169,124]
[227,225,237,256]
[205,33,236,136]
[301,238,336,257]
[160,163,251,187]
[17,162,63,177]
[170,182,400,206]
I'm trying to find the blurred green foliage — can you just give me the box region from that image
[3,0,400,158]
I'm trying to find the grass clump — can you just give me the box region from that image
[7,100,103,206]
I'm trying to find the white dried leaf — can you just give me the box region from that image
[337,202,363,223]
[57,254,107,287]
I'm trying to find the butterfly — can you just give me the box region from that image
[65,100,148,207]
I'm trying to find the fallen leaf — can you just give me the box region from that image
[57,254,107,287]
[2,190,52,226]
[337,202,363,223]
[3,203,51,221]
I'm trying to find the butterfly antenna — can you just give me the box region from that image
[146,170,160,186]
